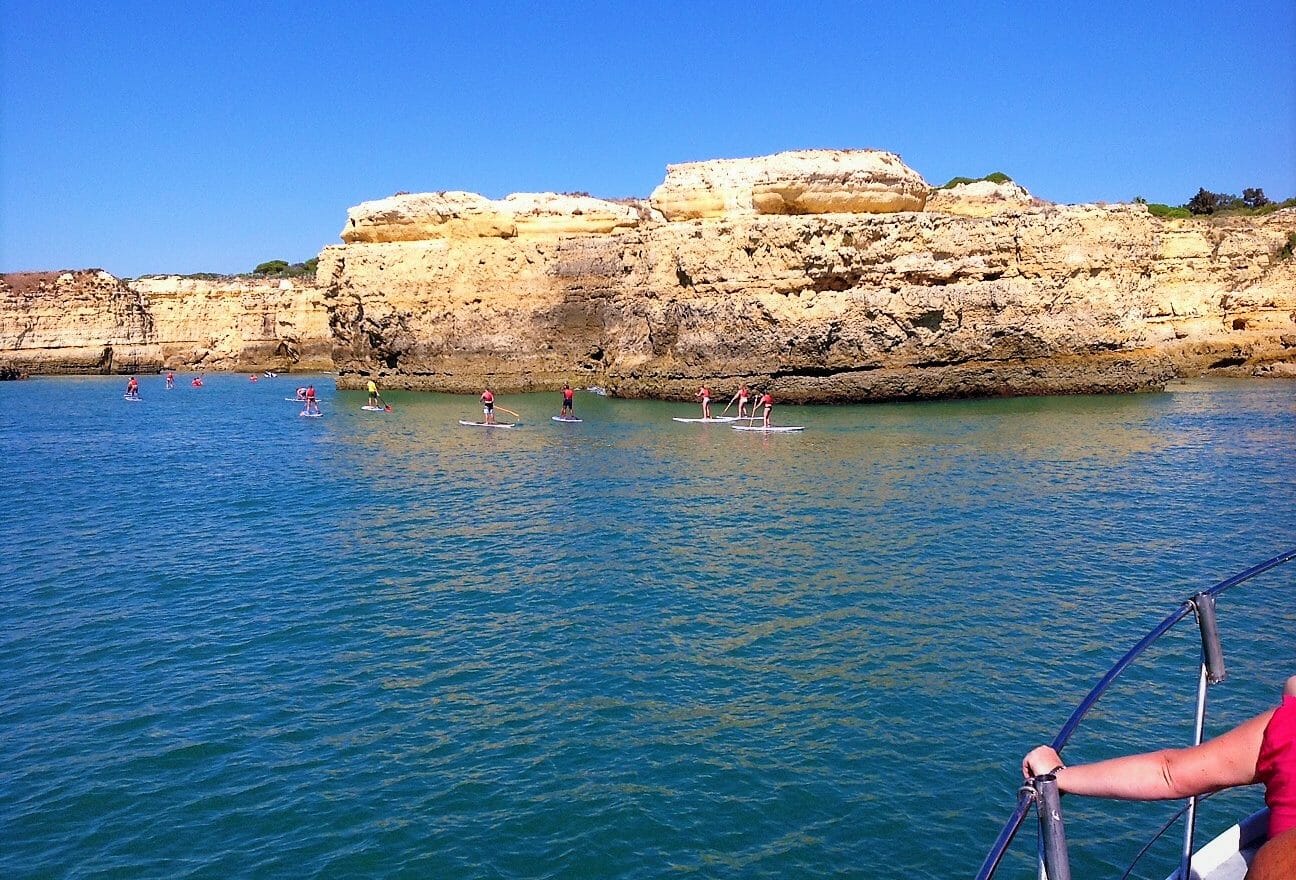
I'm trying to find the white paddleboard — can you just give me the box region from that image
[552,416,582,423]
[299,411,323,418]
[361,405,389,412]
[733,425,804,432]
[123,395,142,402]
[285,397,308,402]
[672,416,739,423]
[459,420,519,428]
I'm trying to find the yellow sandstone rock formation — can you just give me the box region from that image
[0,271,160,374]
[341,192,643,242]
[0,272,332,375]
[649,149,930,220]
[925,179,1037,217]
[321,150,1296,400]
[4,150,1294,401]
[134,275,332,371]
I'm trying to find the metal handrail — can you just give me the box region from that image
[1119,792,1222,880]
[975,546,1296,880]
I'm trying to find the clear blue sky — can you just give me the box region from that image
[3,0,1293,278]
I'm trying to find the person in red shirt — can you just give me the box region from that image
[1023,675,1296,880]
[165,371,175,390]
[481,389,495,424]
[125,376,139,399]
[697,386,712,419]
[728,384,751,420]
[760,391,774,428]
[303,384,319,415]
[560,383,575,419]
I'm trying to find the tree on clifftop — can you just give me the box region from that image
[254,260,291,276]
[253,258,318,278]
[1242,188,1271,209]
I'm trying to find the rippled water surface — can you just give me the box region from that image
[2,375,1294,879]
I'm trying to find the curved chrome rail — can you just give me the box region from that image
[975,547,1296,880]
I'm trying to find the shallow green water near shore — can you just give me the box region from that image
[1,375,1294,879]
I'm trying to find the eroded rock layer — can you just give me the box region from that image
[6,150,1295,398]
[324,185,1296,400]
[0,271,160,375]
[0,272,332,375]
[650,149,930,219]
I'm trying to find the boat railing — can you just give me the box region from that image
[975,547,1296,880]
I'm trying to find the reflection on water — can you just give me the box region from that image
[0,375,1293,879]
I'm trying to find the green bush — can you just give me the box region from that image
[254,260,291,276]
[1250,197,1296,216]
[1143,189,1293,219]
[252,258,319,278]
[938,171,1013,190]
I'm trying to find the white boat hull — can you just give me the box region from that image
[1168,808,1268,880]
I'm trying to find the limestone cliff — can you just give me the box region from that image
[133,275,331,371]
[5,149,1294,398]
[0,271,160,375]
[0,272,332,375]
[925,179,1037,217]
[322,149,1296,400]
[650,150,929,219]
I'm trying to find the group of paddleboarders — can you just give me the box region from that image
[698,384,776,427]
[475,383,574,425]
[124,372,204,399]
[123,372,788,431]
[287,384,320,414]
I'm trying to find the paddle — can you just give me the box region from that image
[496,406,522,420]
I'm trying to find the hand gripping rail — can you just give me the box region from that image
[975,547,1296,880]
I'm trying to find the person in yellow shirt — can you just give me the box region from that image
[366,379,380,408]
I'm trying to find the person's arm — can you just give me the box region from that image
[1023,708,1274,801]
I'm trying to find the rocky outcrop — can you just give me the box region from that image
[7,150,1295,399]
[133,276,332,371]
[0,271,161,374]
[926,179,1037,217]
[0,272,332,375]
[322,150,1296,400]
[341,192,644,243]
[649,149,929,220]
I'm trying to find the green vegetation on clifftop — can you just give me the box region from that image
[1136,188,1296,219]
[938,172,1013,189]
[253,258,318,278]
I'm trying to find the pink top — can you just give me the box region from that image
[1258,695,1296,837]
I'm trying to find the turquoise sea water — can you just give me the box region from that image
[1,375,1294,880]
